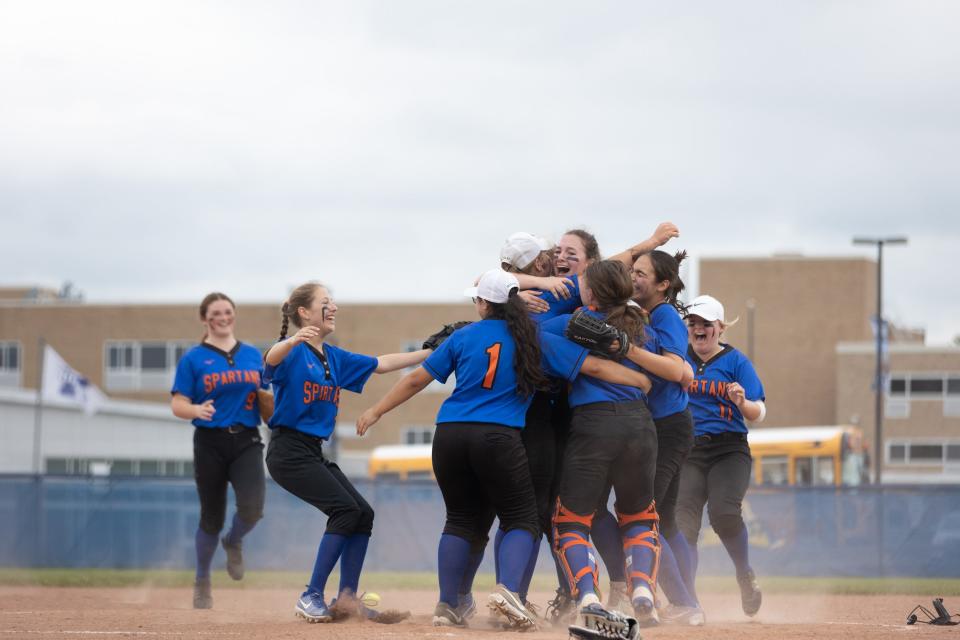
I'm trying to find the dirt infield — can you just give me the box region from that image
[0,586,944,639]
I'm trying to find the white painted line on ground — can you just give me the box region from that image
[822,621,916,630]
[0,632,241,637]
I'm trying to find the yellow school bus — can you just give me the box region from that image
[747,426,868,487]
[368,444,434,480]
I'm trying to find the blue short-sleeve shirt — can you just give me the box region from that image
[171,342,265,428]
[423,320,588,427]
[541,310,647,408]
[644,303,690,419]
[263,341,378,439]
[685,344,765,436]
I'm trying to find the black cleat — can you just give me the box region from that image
[545,587,577,626]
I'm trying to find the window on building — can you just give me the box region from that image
[402,426,433,445]
[140,344,168,370]
[104,340,195,391]
[947,378,960,395]
[107,343,136,370]
[910,377,944,395]
[0,341,21,387]
[888,377,907,396]
[887,441,960,466]
[45,457,192,477]
[888,444,906,463]
[911,444,944,462]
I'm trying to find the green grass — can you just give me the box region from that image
[3,568,960,595]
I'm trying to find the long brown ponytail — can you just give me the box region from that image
[485,291,550,397]
[647,249,688,313]
[584,260,646,343]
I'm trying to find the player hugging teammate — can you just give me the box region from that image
[171,226,767,634]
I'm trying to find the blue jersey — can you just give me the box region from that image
[263,342,378,439]
[644,303,690,419]
[530,274,583,325]
[684,344,764,436]
[423,320,588,427]
[171,342,264,429]
[542,310,647,408]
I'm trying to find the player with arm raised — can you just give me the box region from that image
[541,260,660,636]
[356,269,652,630]
[262,281,426,624]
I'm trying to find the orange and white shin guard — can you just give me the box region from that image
[618,501,661,598]
[551,498,600,601]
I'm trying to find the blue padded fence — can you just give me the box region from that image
[1,475,958,577]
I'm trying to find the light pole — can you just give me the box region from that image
[852,236,907,485]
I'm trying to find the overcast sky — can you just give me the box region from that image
[1,1,957,343]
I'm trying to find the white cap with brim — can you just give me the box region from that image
[464,269,520,304]
[686,295,725,323]
[500,232,550,270]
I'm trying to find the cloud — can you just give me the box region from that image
[1,1,958,343]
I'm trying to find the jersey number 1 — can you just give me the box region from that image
[482,343,502,390]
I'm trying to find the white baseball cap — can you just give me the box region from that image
[464,269,520,304]
[686,295,725,322]
[500,232,551,270]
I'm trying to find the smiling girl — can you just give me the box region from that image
[262,281,428,624]
[677,294,766,618]
[171,293,267,609]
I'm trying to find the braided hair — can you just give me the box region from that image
[277,282,324,341]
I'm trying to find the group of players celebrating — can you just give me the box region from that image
[171,222,767,639]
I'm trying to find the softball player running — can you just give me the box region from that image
[170,293,266,609]
[541,260,660,630]
[356,269,652,630]
[263,281,428,623]
[676,294,766,617]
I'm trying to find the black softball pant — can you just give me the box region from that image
[653,409,695,539]
[266,427,374,536]
[676,439,752,543]
[559,401,658,518]
[194,427,265,535]
[595,408,693,533]
[521,391,557,537]
[432,422,539,547]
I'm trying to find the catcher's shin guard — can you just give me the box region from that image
[618,501,660,595]
[552,498,599,601]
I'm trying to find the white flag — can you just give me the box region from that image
[42,345,107,415]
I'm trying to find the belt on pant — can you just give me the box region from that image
[223,424,250,434]
[694,431,747,446]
